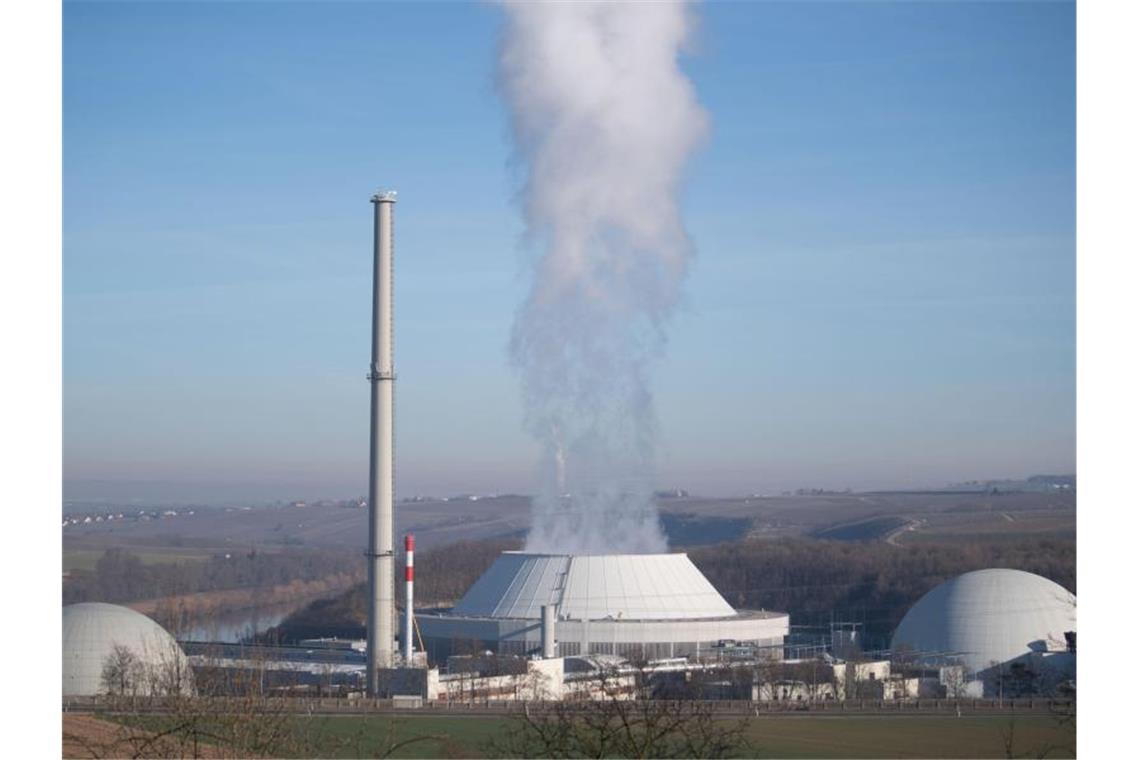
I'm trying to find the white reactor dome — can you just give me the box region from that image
[63,602,194,697]
[891,569,1075,675]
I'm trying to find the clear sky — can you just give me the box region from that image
[63,0,1075,504]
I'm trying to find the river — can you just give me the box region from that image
[180,602,298,642]
[176,586,360,643]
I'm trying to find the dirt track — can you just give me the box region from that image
[63,714,229,758]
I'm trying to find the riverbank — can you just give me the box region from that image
[126,572,362,641]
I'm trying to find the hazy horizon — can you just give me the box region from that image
[62,469,1074,510]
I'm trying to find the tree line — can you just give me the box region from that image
[688,536,1075,641]
[63,547,363,606]
[266,538,520,641]
[271,534,1074,646]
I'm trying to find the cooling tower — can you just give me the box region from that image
[417,552,790,662]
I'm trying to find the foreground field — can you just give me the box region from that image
[63,714,228,758]
[310,714,1073,758]
[741,715,1073,759]
[300,714,1074,759]
[81,713,1069,759]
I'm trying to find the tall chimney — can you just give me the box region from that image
[367,189,397,694]
[404,533,415,663]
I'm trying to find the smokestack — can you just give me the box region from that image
[367,189,397,694]
[404,533,415,663]
[541,604,556,659]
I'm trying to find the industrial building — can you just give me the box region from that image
[416,551,790,662]
[891,568,1076,695]
[349,193,1071,704]
[63,602,194,697]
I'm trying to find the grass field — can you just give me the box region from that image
[99,711,1074,758]
[286,714,1075,759]
[62,548,212,573]
[813,516,910,542]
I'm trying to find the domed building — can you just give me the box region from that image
[891,569,1075,693]
[417,552,790,662]
[63,602,194,697]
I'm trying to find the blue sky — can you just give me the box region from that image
[63,0,1075,503]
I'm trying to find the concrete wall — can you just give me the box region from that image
[376,667,430,699]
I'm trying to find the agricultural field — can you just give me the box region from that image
[246,714,1078,758]
[738,715,1074,759]
[63,547,212,573]
[812,516,911,542]
[62,489,1074,557]
[76,712,1074,759]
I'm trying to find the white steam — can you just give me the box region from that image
[498,1,708,555]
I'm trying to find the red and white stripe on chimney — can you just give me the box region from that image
[403,533,415,662]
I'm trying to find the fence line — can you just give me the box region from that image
[63,695,1070,717]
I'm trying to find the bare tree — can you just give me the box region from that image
[100,645,142,698]
[999,714,1074,760]
[488,665,750,758]
[752,659,836,704]
[941,664,971,700]
[70,643,324,758]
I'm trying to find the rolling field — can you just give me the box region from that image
[63,547,213,573]
[288,714,1075,758]
[812,515,911,542]
[63,490,1075,556]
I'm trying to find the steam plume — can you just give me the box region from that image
[498,1,708,555]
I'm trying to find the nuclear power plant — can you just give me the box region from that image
[355,190,1074,704]
[56,193,1076,709]
[361,189,791,697]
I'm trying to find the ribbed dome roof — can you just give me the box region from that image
[451,552,737,621]
[891,569,1076,674]
[63,602,193,697]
